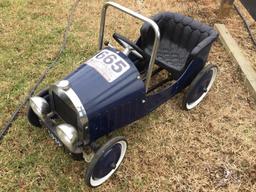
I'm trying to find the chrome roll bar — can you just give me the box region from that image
[98,1,160,93]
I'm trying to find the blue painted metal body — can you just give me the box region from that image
[64,47,205,143]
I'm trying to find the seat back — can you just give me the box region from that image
[138,12,217,62]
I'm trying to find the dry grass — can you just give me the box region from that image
[0,0,256,191]
[230,1,256,71]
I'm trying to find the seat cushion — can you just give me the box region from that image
[144,41,190,73]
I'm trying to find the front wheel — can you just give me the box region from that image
[183,64,218,110]
[85,136,127,187]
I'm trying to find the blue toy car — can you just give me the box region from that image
[27,1,218,187]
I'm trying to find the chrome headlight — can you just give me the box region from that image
[30,96,50,119]
[56,123,78,152]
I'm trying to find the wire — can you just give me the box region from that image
[234,4,256,47]
[0,0,81,141]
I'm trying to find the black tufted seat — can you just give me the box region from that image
[137,12,218,78]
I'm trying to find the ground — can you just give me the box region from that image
[0,0,256,191]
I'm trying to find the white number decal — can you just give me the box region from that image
[87,50,130,82]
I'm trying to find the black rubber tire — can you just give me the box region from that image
[62,147,84,161]
[85,136,127,187]
[70,152,84,161]
[27,107,42,127]
[27,88,49,127]
[183,64,218,110]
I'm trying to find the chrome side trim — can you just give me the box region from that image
[50,80,88,129]
[98,1,160,93]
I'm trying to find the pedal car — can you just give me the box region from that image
[27,1,218,187]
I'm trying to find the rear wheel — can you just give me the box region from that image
[183,64,218,110]
[85,136,127,187]
[27,88,49,127]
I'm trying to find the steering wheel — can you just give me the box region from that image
[113,33,147,59]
